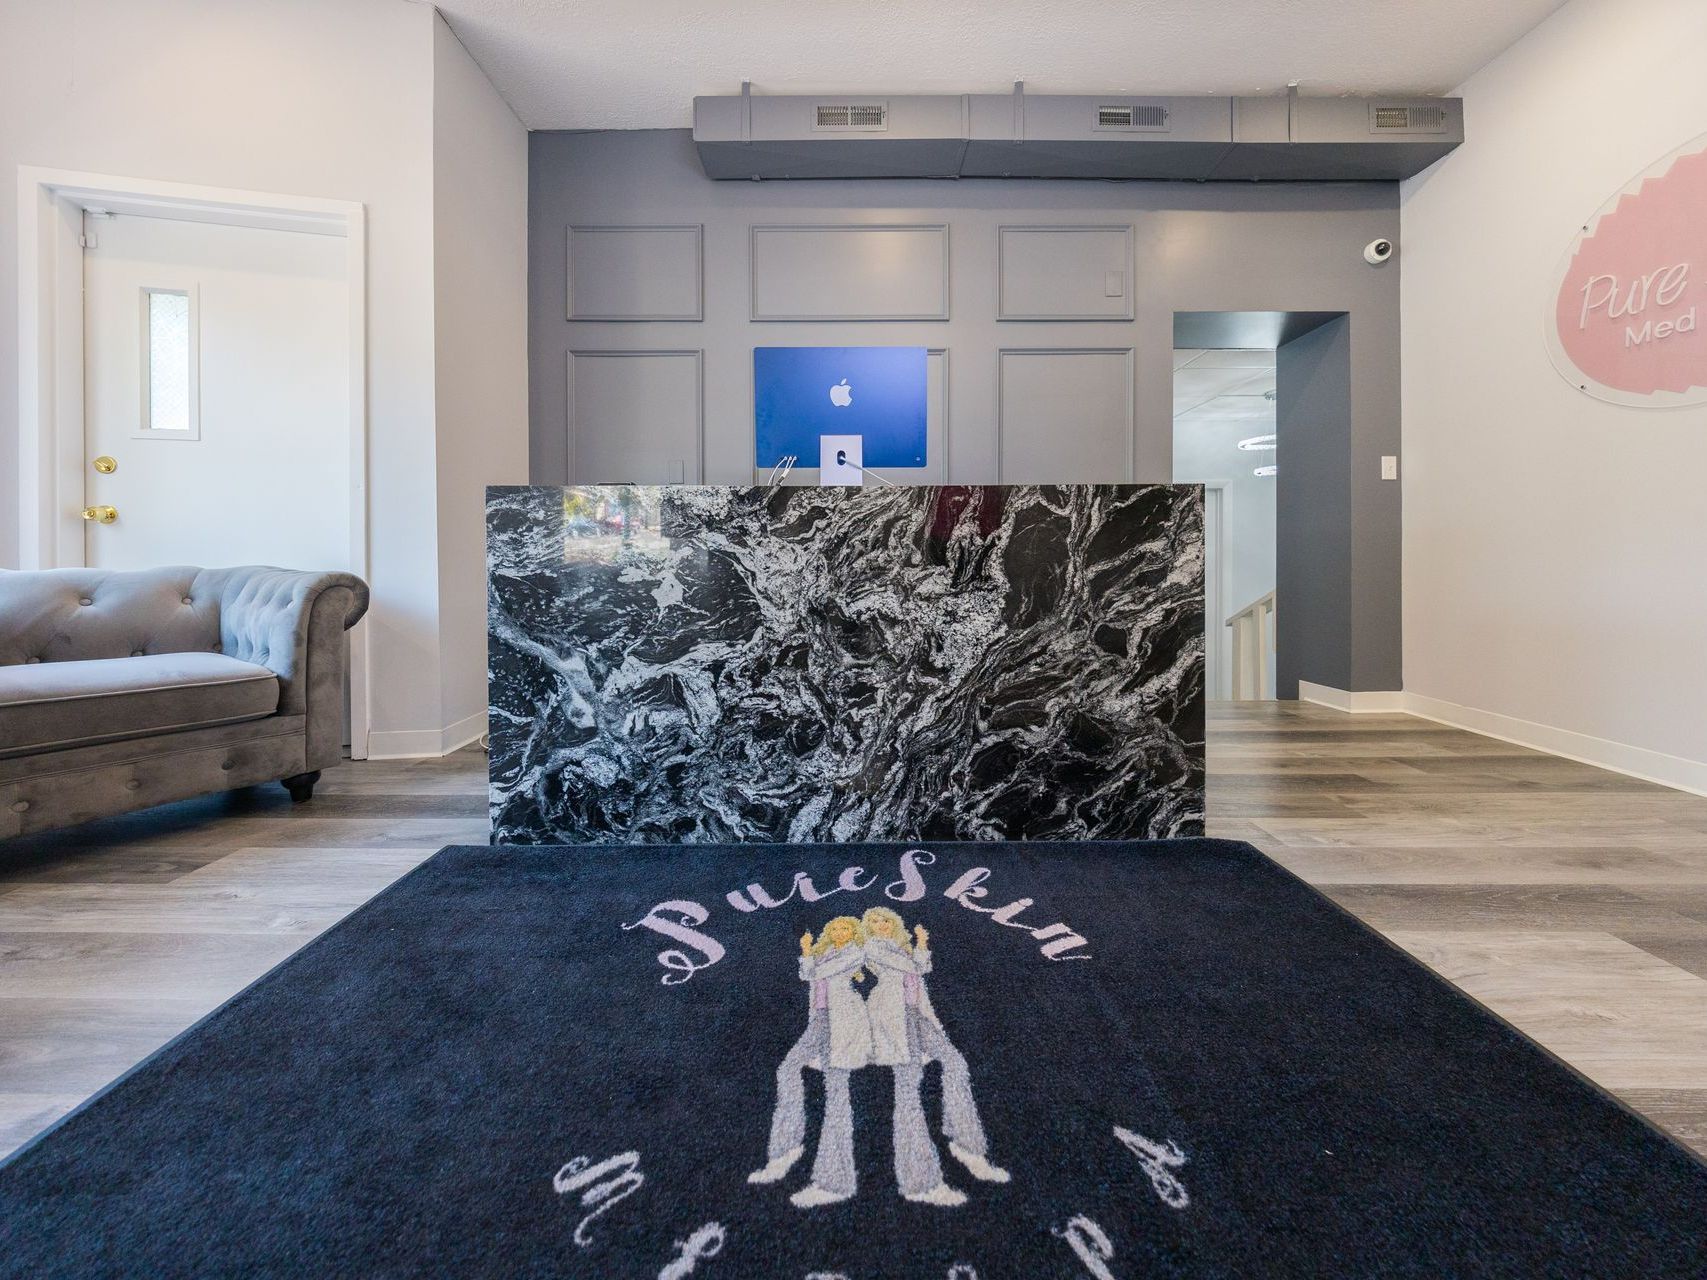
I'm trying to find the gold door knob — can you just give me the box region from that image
[92,456,117,474]
[81,505,118,524]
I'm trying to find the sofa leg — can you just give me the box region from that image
[281,771,322,803]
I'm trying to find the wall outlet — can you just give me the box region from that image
[1380,455,1399,481]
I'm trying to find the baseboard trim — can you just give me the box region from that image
[1293,683,1707,798]
[366,711,487,761]
[437,711,488,756]
[1296,682,1408,714]
[1400,692,1707,800]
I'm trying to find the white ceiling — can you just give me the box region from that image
[1174,347,1278,478]
[432,0,1567,130]
[1173,349,1275,418]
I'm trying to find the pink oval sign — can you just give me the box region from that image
[1547,131,1707,407]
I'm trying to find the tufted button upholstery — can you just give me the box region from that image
[0,568,217,667]
[0,563,367,740]
[178,567,364,718]
[0,565,369,833]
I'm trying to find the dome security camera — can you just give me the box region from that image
[1363,238,1395,265]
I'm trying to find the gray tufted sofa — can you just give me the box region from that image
[0,566,368,839]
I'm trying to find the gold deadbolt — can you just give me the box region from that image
[92,455,117,474]
[81,505,118,524]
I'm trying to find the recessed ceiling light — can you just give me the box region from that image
[1237,434,1277,451]
[1253,465,1277,477]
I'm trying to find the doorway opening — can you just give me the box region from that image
[1173,343,1275,700]
[16,169,371,754]
[1172,311,1347,703]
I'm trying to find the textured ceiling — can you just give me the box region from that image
[431,0,1567,130]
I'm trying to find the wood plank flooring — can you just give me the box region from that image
[0,754,485,1156]
[1,702,1704,1161]
[1209,701,1707,1156]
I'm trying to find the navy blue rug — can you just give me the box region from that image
[2,840,1704,1278]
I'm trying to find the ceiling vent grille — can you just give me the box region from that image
[814,102,888,131]
[1095,102,1170,131]
[1370,103,1447,134]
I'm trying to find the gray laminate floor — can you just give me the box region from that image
[1,702,1703,1159]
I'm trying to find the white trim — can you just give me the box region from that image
[343,204,370,759]
[366,711,487,761]
[1293,685,1707,799]
[16,167,372,758]
[1200,482,1228,700]
[1401,693,1707,800]
[1297,681,1407,714]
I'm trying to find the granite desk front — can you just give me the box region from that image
[487,484,1204,843]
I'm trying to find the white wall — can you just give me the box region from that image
[1400,0,1707,789]
[430,13,529,754]
[1,0,528,755]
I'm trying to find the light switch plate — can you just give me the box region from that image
[1380,455,1399,481]
[1104,270,1125,298]
[819,434,864,486]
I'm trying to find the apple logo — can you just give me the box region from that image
[829,378,853,408]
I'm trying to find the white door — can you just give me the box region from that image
[82,212,350,570]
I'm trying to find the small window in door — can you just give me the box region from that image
[139,286,199,439]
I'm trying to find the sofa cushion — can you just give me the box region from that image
[0,654,279,759]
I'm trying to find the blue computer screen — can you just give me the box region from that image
[754,346,928,468]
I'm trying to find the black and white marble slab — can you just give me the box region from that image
[487,484,1204,843]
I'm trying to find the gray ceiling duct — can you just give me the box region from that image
[693,90,968,179]
[693,85,1462,182]
[962,91,1238,180]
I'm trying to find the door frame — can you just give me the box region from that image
[16,167,372,757]
[1201,482,1229,701]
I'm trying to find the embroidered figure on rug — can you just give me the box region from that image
[749,911,1007,1210]
[749,915,871,1207]
[861,907,1009,1205]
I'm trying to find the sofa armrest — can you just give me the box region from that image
[193,567,370,769]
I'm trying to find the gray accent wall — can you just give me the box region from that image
[1276,317,1353,698]
[1273,313,1403,696]
[749,224,949,320]
[529,128,1403,693]
[566,225,703,321]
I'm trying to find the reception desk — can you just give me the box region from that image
[487,484,1204,843]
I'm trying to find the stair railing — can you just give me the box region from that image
[1225,591,1276,701]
